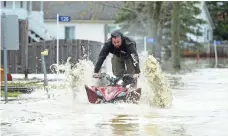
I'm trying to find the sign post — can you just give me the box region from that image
[56,14,71,81]
[213,40,220,68]
[41,49,50,99]
[1,13,19,103]
[56,14,59,82]
[143,37,155,55]
[144,37,147,52]
[2,13,8,103]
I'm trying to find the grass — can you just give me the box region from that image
[1,91,22,97]
[1,81,43,88]
[1,81,43,98]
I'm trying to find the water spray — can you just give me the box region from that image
[45,44,172,108]
[143,55,172,108]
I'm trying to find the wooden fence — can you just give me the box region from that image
[1,39,102,74]
[207,45,228,58]
[183,43,228,58]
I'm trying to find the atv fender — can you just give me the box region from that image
[85,85,98,103]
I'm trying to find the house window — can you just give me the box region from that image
[65,26,75,40]
[3,1,6,7]
[20,1,23,8]
[207,30,210,40]
[204,28,207,41]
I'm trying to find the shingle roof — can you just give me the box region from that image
[32,1,123,20]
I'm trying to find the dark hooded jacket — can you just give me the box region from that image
[94,31,140,74]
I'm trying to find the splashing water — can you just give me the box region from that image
[142,55,173,108]
[49,57,95,102]
[49,53,172,108]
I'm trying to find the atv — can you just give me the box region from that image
[85,73,141,104]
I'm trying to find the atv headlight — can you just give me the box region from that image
[117,92,127,97]
[126,84,131,89]
[96,91,102,97]
[117,79,123,86]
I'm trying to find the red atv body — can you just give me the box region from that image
[85,73,141,104]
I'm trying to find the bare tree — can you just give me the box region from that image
[171,2,181,70]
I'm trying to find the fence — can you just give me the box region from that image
[207,44,228,58]
[183,42,228,58]
[1,39,102,74]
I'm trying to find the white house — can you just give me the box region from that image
[186,1,215,43]
[1,1,29,20]
[31,1,121,43]
[1,1,121,43]
[1,1,52,43]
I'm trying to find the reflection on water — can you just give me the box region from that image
[1,58,228,136]
[162,58,228,73]
[98,115,140,136]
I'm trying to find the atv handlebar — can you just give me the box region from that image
[93,73,107,78]
[93,73,134,79]
[122,74,134,77]
[93,73,137,87]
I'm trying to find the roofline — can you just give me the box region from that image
[44,19,115,24]
[203,2,216,29]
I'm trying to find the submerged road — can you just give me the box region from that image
[1,67,228,136]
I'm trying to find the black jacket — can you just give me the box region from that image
[94,36,140,74]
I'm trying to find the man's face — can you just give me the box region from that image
[112,37,122,48]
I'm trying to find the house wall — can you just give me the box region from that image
[44,22,107,43]
[0,1,28,20]
[1,1,26,9]
[187,1,214,43]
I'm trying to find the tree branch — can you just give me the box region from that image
[95,2,147,29]
[95,2,132,12]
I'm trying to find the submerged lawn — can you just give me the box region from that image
[1,91,22,97]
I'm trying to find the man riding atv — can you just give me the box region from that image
[93,30,141,79]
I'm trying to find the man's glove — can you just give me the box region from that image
[93,73,100,78]
[133,73,140,79]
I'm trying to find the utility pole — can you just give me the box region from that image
[25,1,32,79]
[2,13,8,103]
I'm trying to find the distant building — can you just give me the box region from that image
[1,1,121,43]
[216,12,228,21]
[31,1,121,43]
[186,1,215,43]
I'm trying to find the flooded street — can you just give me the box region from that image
[1,0,228,135]
[1,60,228,136]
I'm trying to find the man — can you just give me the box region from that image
[93,30,140,79]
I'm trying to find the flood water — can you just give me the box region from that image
[1,58,228,136]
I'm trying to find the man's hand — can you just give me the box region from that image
[93,73,100,78]
[133,73,140,79]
